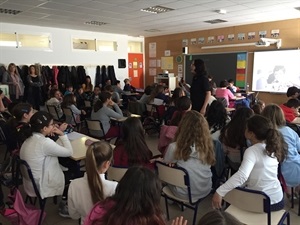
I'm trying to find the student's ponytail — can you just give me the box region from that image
[85,141,113,204]
[265,128,287,163]
[247,115,287,163]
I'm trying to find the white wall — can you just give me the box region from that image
[0,23,144,86]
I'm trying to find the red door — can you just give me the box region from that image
[128,53,143,88]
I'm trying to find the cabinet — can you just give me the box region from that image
[154,76,177,91]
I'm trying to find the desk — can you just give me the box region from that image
[226,108,235,112]
[58,132,115,161]
[235,96,246,101]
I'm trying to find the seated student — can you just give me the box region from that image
[148,84,169,104]
[123,78,136,93]
[91,92,123,139]
[0,89,8,112]
[82,75,94,94]
[164,87,185,124]
[138,85,153,105]
[46,89,64,119]
[164,110,215,201]
[6,103,34,151]
[206,100,228,140]
[178,77,190,97]
[74,87,86,110]
[219,107,254,171]
[251,99,265,114]
[261,104,300,196]
[113,117,155,169]
[215,80,236,107]
[212,115,287,211]
[84,167,168,225]
[280,98,300,124]
[208,75,217,96]
[90,86,101,106]
[61,94,86,126]
[103,85,120,105]
[19,111,73,217]
[227,79,239,94]
[286,86,299,99]
[158,96,192,156]
[68,141,117,225]
[112,80,126,97]
[64,84,74,96]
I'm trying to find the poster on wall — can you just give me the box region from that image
[228,34,234,41]
[259,30,267,38]
[182,39,188,46]
[248,32,255,40]
[161,56,174,70]
[149,59,156,67]
[149,42,156,58]
[164,50,171,56]
[208,36,215,43]
[198,37,205,44]
[191,38,197,45]
[271,29,280,38]
[217,35,224,42]
[238,33,245,40]
[149,68,157,76]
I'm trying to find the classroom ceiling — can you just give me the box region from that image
[0,0,300,37]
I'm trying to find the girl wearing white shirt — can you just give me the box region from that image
[68,141,117,224]
[20,111,73,200]
[212,115,287,211]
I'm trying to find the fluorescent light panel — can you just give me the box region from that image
[141,5,174,14]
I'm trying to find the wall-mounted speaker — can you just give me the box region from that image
[182,47,188,54]
[118,59,126,68]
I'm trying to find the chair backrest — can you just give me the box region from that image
[156,161,189,189]
[17,159,42,200]
[85,119,105,138]
[47,105,60,121]
[106,166,128,182]
[62,107,76,125]
[216,97,228,107]
[224,187,269,213]
[84,100,91,108]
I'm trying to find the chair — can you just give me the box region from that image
[85,119,110,141]
[62,107,81,130]
[46,104,63,122]
[17,159,47,225]
[223,187,290,225]
[84,100,91,108]
[106,166,128,182]
[155,161,207,225]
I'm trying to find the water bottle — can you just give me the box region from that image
[246,83,250,93]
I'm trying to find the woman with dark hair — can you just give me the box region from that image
[206,100,228,140]
[91,91,123,139]
[212,115,287,211]
[113,117,154,169]
[62,93,86,125]
[219,107,254,171]
[82,75,94,93]
[27,65,43,110]
[19,111,73,216]
[84,167,166,225]
[68,141,117,224]
[190,59,211,115]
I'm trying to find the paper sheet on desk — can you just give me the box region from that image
[67,132,85,140]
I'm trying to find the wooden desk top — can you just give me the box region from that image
[226,107,236,112]
[58,132,115,161]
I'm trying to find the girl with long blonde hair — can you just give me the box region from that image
[68,141,117,224]
[164,110,215,200]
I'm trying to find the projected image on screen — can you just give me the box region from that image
[252,50,300,93]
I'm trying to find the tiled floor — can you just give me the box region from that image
[0,135,299,225]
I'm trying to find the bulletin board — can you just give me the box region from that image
[184,52,247,88]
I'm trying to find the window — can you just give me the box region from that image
[97,40,117,51]
[18,34,51,48]
[128,41,143,53]
[72,38,96,50]
[0,32,17,47]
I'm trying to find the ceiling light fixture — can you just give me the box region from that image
[85,21,108,26]
[204,19,227,24]
[141,5,174,14]
[0,8,22,15]
[215,9,227,14]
